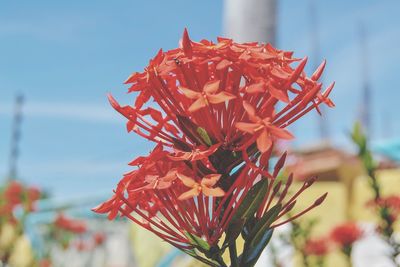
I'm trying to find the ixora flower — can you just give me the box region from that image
[93,29,334,266]
[330,222,363,247]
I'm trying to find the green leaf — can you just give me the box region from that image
[224,179,269,245]
[239,205,281,266]
[240,229,274,267]
[363,152,376,171]
[184,232,211,253]
[247,204,281,246]
[197,127,213,146]
[350,123,379,173]
[241,217,256,241]
[225,219,245,247]
[182,249,220,267]
[351,122,367,153]
[235,179,269,221]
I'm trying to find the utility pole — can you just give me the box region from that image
[359,23,372,138]
[309,0,329,140]
[223,0,277,44]
[8,94,24,181]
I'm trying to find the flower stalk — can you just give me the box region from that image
[351,123,400,267]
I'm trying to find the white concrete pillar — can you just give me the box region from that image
[223,0,277,44]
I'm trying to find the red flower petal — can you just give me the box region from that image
[269,83,289,103]
[246,82,265,94]
[201,174,222,187]
[178,187,200,200]
[235,122,259,133]
[256,130,272,153]
[180,28,193,58]
[188,97,207,112]
[203,80,220,94]
[268,126,294,140]
[202,187,225,198]
[207,91,236,104]
[179,87,201,99]
[177,173,197,187]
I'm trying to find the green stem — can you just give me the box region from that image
[342,246,352,267]
[316,257,325,267]
[358,142,400,266]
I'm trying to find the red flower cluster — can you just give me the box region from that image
[330,222,363,247]
[368,195,400,221]
[304,237,330,257]
[0,181,41,223]
[94,29,334,251]
[54,213,87,234]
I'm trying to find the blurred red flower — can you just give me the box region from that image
[330,222,363,247]
[39,259,52,267]
[93,232,106,246]
[367,195,400,219]
[304,237,330,256]
[54,213,87,234]
[4,180,23,206]
[27,186,41,201]
[0,181,42,223]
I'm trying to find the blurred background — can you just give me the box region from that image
[0,0,399,266]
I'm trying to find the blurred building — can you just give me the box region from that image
[286,142,363,183]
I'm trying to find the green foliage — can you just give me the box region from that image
[197,127,213,146]
[185,232,211,253]
[350,122,377,176]
[240,205,281,266]
[225,179,269,246]
[246,204,282,246]
[240,229,274,266]
[350,122,400,267]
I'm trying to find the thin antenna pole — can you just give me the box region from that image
[8,94,24,181]
[359,23,371,138]
[310,0,329,140]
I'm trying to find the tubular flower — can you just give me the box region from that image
[94,29,334,266]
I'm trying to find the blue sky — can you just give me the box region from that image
[0,0,399,198]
